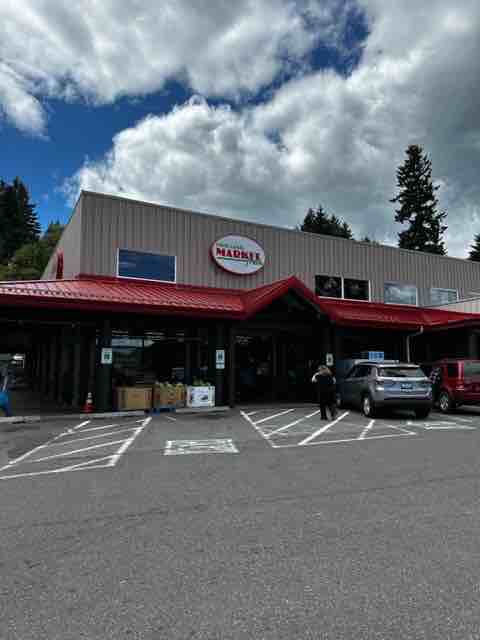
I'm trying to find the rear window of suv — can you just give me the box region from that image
[463,362,480,377]
[378,367,424,378]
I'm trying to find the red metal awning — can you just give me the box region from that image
[315,297,478,331]
[0,274,477,329]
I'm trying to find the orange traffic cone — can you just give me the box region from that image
[83,392,94,414]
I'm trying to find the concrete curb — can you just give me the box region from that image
[0,406,231,426]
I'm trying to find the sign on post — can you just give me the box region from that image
[101,348,113,365]
[216,349,225,370]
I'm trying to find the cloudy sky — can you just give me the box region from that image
[2,0,479,256]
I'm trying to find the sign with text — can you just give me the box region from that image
[216,349,225,369]
[101,348,113,365]
[211,235,265,275]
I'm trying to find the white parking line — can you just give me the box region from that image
[0,417,152,479]
[108,417,152,467]
[307,432,414,446]
[25,439,128,464]
[0,420,91,470]
[254,408,296,425]
[359,419,375,440]
[298,412,350,446]
[265,410,321,438]
[43,427,138,447]
[241,410,268,439]
[69,420,145,434]
[386,424,417,435]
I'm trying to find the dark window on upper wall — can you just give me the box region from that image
[315,275,342,298]
[118,249,176,282]
[344,278,369,301]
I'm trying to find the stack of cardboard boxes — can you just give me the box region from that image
[153,383,186,409]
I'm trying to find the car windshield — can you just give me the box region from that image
[378,367,425,378]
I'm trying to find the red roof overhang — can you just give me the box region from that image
[314,297,479,331]
[0,274,478,330]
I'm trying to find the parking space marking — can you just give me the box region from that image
[265,410,321,438]
[385,424,417,435]
[299,412,350,446]
[0,419,92,469]
[359,419,375,440]
[164,439,239,455]
[0,417,152,480]
[49,427,138,446]
[26,439,128,464]
[255,408,296,425]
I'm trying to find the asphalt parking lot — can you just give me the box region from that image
[2,406,480,638]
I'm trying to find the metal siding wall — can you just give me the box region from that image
[42,197,83,279]
[80,192,480,302]
[434,299,480,313]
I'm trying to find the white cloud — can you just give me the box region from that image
[1,0,343,135]
[67,0,480,257]
[0,63,46,134]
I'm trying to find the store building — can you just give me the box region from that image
[2,190,480,411]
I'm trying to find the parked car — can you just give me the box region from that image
[337,361,432,418]
[423,359,480,413]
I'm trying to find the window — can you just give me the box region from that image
[349,365,371,378]
[430,288,458,306]
[117,249,176,282]
[384,282,418,306]
[315,275,342,298]
[379,366,424,378]
[463,362,480,377]
[344,278,369,301]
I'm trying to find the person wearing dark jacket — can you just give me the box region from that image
[311,365,337,420]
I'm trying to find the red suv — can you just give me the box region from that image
[423,360,480,413]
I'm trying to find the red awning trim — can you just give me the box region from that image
[0,274,478,329]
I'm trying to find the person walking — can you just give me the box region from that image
[311,365,337,421]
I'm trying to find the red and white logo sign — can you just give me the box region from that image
[211,235,265,275]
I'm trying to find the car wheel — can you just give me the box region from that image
[438,391,453,413]
[362,394,376,418]
[415,408,430,419]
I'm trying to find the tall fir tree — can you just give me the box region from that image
[469,234,480,261]
[298,205,353,239]
[390,145,447,255]
[0,177,41,263]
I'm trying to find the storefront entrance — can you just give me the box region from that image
[235,331,317,404]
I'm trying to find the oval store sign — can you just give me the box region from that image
[211,235,265,275]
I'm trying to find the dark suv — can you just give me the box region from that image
[424,359,480,413]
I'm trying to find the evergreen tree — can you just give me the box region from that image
[390,145,447,254]
[0,177,41,263]
[0,221,64,281]
[469,233,480,261]
[298,205,354,239]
